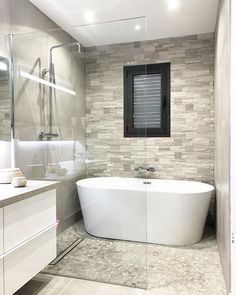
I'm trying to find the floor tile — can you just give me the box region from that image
[42,221,226,294]
[44,237,147,289]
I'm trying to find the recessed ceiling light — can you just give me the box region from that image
[167,0,179,10]
[135,24,141,31]
[84,10,95,23]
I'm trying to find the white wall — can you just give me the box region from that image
[230,0,236,293]
[214,0,231,291]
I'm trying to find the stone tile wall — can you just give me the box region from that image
[85,33,214,184]
[85,33,215,223]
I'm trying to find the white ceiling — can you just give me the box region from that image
[29,0,219,47]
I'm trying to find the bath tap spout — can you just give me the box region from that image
[135,166,155,173]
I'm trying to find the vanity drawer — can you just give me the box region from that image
[0,209,3,255]
[4,223,57,295]
[0,256,3,295]
[4,189,56,251]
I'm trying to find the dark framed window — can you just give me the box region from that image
[124,63,170,137]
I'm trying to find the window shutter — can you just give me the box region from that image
[124,62,170,137]
[133,73,162,129]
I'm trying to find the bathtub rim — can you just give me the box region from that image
[76,177,214,195]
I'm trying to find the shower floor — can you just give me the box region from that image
[42,220,226,295]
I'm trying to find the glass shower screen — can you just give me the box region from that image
[10,16,148,290]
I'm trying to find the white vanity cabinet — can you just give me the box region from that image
[4,190,56,252]
[0,181,58,295]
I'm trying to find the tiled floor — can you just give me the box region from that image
[55,221,90,256]
[45,237,147,288]
[38,220,227,295]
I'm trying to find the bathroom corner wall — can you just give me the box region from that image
[214,0,231,291]
[0,0,10,58]
[0,0,58,167]
[85,34,215,183]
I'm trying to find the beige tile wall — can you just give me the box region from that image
[0,0,59,142]
[0,0,11,142]
[0,65,10,141]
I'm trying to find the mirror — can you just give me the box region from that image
[0,56,11,141]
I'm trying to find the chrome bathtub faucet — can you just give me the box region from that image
[135,166,156,172]
[39,131,59,140]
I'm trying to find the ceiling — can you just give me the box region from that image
[29,0,219,47]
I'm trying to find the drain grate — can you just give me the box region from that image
[50,238,84,265]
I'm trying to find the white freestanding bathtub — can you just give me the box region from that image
[76,177,214,245]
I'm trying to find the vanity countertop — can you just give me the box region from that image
[0,180,58,208]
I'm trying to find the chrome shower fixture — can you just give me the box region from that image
[41,41,82,139]
[48,42,82,74]
[42,41,82,77]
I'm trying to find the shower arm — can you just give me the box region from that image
[49,42,81,77]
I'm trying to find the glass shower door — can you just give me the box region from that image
[10,16,149,290]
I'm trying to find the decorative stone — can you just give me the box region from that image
[11,176,27,187]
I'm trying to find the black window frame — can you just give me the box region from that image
[124,62,171,137]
